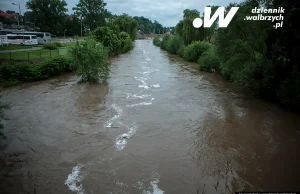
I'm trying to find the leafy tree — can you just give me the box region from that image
[69,38,109,83]
[167,35,184,54]
[153,36,161,46]
[73,0,108,31]
[119,32,134,53]
[183,9,200,19]
[133,16,164,34]
[6,10,16,14]
[109,14,138,40]
[64,14,81,36]
[160,35,171,50]
[26,0,68,34]
[92,26,122,56]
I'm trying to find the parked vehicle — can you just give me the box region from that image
[6,34,38,45]
[0,30,51,44]
[0,35,9,46]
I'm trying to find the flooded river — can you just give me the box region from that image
[1,40,300,194]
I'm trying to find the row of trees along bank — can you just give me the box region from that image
[9,0,166,36]
[153,0,300,112]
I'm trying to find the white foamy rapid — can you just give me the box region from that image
[137,176,164,194]
[126,98,155,107]
[115,124,138,150]
[127,93,152,99]
[140,69,159,76]
[104,104,123,128]
[150,84,160,88]
[145,178,164,194]
[65,165,85,194]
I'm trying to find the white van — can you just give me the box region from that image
[7,34,38,45]
[0,35,9,46]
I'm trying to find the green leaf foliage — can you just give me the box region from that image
[69,38,109,83]
[183,41,210,62]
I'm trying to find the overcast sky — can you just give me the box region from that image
[1,0,243,26]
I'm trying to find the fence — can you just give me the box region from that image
[0,48,68,60]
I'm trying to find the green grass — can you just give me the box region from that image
[0,48,68,60]
[0,45,34,51]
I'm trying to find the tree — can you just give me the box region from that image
[73,0,108,31]
[26,0,68,35]
[6,10,16,14]
[183,9,200,19]
[108,14,138,40]
[133,16,164,34]
[69,38,110,83]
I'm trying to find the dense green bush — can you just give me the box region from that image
[153,36,161,47]
[167,36,183,54]
[39,56,72,78]
[0,62,41,83]
[54,42,62,47]
[92,26,122,56]
[119,32,134,53]
[43,42,57,50]
[183,41,210,62]
[108,14,138,41]
[122,37,134,53]
[69,38,109,83]
[160,35,171,50]
[177,45,185,57]
[197,46,220,72]
[0,56,72,86]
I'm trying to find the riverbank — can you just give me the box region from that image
[153,35,300,113]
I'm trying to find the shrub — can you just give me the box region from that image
[160,35,171,50]
[0,61,41,83]
[122,37,134,53]
[183,41,210,62]
[119,31,130,40]
[119,32,134,53]
[54,42,62,47]
[0,57,72,85]
[153,36,161,47]
[177,45,185,57]
[197,46,220,72]
[38,56,71,78]
[43,42,57,50]
[69,38,109,83]
[92,26,122,56]
[167,36,183,54]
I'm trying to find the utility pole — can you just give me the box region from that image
[81,15,83,37]
[12,1,21,28]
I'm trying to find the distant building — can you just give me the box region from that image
[0,10,18,18]
[66,15,73,20]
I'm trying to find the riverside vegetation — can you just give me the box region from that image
[0,14,138,87]
[0,13,138,142]
[153,0,300,112]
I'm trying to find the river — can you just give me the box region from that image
[1,40,300,194]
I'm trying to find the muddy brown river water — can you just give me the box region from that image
[0,40,300,194]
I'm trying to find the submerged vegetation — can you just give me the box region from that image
[153,0,300,112]
[69,38,109,83]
